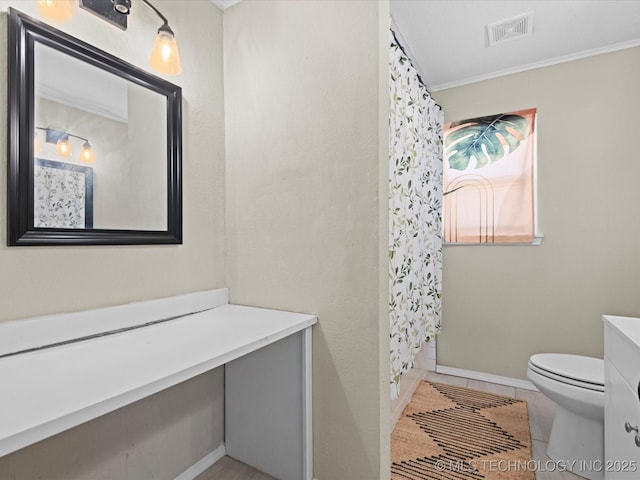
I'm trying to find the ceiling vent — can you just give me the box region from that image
[487,12,534,47]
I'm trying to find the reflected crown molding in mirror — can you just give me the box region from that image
[8,9,182,246]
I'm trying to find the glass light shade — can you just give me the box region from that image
[56,137,72,157]
[80,142,95,163]
[34,133,42,154]
[149,29,182,75]
[37,0,73,22]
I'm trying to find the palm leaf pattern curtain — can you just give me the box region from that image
[389,30,443,399]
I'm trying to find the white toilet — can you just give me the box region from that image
[527,353,605,480]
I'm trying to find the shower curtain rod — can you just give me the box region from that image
[390,28,442,111]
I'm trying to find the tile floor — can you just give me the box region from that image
[195,455,275,480]
[198,370,584,480]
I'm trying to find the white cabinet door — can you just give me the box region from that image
[605,363,640,479]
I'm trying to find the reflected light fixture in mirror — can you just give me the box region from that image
[36,127,96,163]
[40,0,182,76]
[34,132,43,154]
[80,141,95,163]
[56,135,72,157]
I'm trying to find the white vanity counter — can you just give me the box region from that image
[0,289,316,480]
[605,316,640,349]
[603,315,640,479]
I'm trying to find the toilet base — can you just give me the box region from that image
[547,405,604,480]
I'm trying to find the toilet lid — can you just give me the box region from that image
[529,353,604,387]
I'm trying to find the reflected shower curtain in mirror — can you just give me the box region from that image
[389,30,443,399]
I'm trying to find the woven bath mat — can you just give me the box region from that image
[391,381,535,479]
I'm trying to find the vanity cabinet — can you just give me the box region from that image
[604,315,640,479]
[0,290,316,480]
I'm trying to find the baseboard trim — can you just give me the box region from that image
[435,365,538,391]
[173,443,226,480]
[391,367,429,427]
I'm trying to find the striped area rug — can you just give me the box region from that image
[391,381,535,479]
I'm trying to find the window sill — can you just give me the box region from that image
[444,234,544,246]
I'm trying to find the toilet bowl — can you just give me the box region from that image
[527,353,604,480]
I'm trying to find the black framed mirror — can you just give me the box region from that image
[8,8,182,246]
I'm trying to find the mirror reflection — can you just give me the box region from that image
[8,8,182,245]
[33,43,168,231]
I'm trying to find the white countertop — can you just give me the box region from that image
[0,304,316,457]
[603,315,640,349]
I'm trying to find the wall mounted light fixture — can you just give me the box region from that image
[39,0,182,75]
[35,127,96,164]
[143,0,182,75]
[37,0,74,22]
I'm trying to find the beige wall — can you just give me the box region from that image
[0,1,394,478]
[224,1,390,478]
[0,1,226,477]
[0,0,225,317]
[0,370,224,479]
[434,47,640,380]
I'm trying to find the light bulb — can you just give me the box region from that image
[80,141,95,163]
[37,0,73,22]
[56,137,72,157]
[34,132,42,154]
[149,26,182,75]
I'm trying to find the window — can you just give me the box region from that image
[443,108,537,244]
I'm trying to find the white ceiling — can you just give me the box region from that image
[390,0,640,91]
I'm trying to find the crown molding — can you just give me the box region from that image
[431,38,640,92]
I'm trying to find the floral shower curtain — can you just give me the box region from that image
[389,30,443,399]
